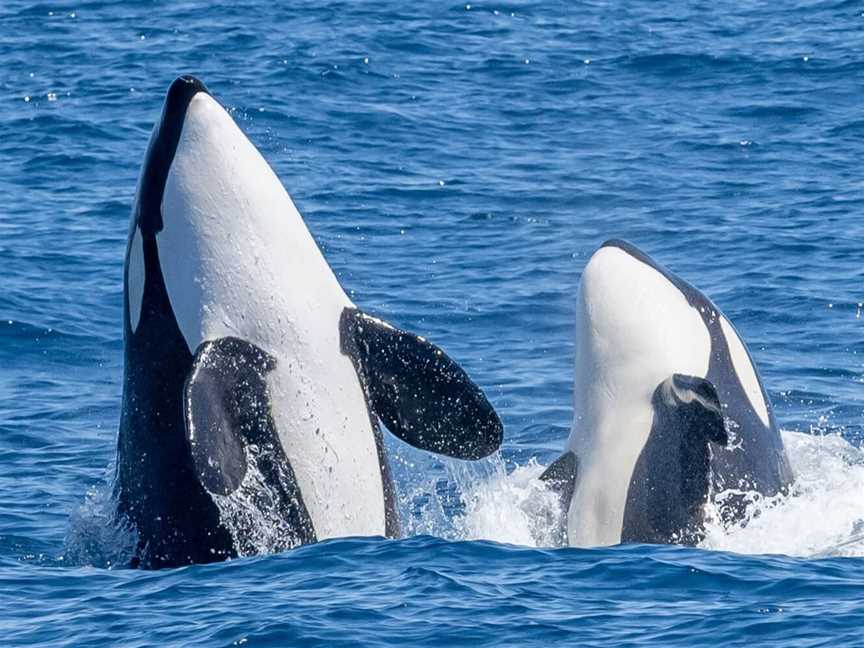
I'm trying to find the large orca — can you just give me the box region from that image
[540,240,793,547]
[115,76,503,568]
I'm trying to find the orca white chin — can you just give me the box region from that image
[541,240,792,549]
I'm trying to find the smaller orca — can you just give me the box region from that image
[541,240,793,547]
[114,76,503,568]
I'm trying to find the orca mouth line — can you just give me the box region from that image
[136,75,211,235]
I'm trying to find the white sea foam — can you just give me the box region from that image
[450,458,564,547]
[210,443,311,558]
[701,431,864,558]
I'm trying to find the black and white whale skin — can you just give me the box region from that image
[115,76,503,568]
[541,240,793,547]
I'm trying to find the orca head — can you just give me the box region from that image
[579,240,773,435]
[125,75,345,357]
[125,75,210,345]
[573,240,711,418]
[567,240,714,546]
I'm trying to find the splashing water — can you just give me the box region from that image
[442,430,864,558]
[397,454,563,547]
[701,431,864,558]
[64,480,137,569]
[210,442,310,558]
[450,459,564,547]
[65,431,864,566]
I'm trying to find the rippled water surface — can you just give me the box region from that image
[2,1,864,645]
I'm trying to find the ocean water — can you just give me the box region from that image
[2,1,864,645]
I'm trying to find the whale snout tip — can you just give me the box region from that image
[599,238,631,250]
[583,239,640,280]
[164,74,210,112]
[171,74,209,93]
[584,238,658,282]
[598,238,643,258]
[578,239,661,322]
[176,74,206,86]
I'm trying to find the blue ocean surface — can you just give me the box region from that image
[2,1,864,645]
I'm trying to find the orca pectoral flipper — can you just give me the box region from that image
[659,374,729,447]
[622,374,729,545]
[184,337,277,495]
[340,308,503,460]
[539,451,578,545]
[184,337,317,549]
[539,451,578,510]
